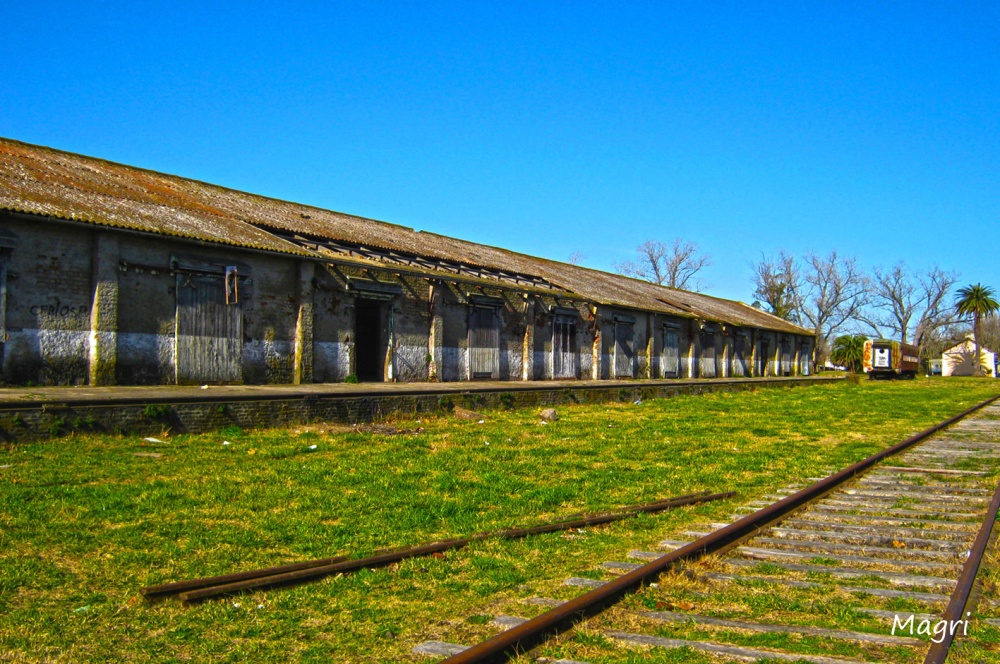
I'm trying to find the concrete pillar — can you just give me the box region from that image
[522,298,535,381]
[645,314,655,379]
[294,261,314,385]
[428,283,444,381]
[688,320,700,378]
[591,308,602,380]
[721,332,730,378]
[774,334,782,376]
[89,232,119,386]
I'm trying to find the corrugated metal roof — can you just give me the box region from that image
[0,140,314,257]
[0,137,811,336]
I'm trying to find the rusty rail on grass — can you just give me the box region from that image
[142,490,733,603]
[924,469,1000,663]
[441,394,1000,664]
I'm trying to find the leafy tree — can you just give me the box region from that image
[830,334,868,373]
[955,284,1000,375]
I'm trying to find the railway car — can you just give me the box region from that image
[863,339,920,379]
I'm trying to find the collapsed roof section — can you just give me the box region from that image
[0,137,810,336]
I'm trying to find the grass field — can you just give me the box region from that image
[2,378,999,662]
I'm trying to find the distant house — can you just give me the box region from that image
[941,337,997,377]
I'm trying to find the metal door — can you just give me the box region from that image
[469,306,499,379]
[553,318,577,379]
[176,273,242,384]
[613,322,634,378]
[661,328,680,378]
[731,335,748,377]
[699,331,716,378]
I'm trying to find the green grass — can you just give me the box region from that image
[1,377,998,662]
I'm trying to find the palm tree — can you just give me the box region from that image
[955,284,1000,376]
[831,335,868,373]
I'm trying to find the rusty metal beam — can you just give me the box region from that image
[145,491,732,603]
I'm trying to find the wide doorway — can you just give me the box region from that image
[354,299,388,381]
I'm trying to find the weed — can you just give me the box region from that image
[216,404,228,416]
[143,404,171,419]
[437,395,454,412]
[48,416,65,436]
[344,375,359,384]
[499,392,515,409]
[72,416,97,431]
[12,413,24,427]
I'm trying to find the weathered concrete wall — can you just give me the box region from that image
[312,266,352,383]
[1,218,93,385]
[0,215,815,387]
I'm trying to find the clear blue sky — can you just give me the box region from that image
[2,2,997,302]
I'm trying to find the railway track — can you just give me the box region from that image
[413,395,1000,663]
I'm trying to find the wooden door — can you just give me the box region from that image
[613,322,634,378]
[175,273,242,384]
[699,331,716,378]
[781,339,793,375]
[731,335,748,377]
[757,339,769,376]
[553,318,577,379]
[469,306,499,379]
[661,328,680,378]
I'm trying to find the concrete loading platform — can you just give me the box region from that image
[0,375,838,442]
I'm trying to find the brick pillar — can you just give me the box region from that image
[294,261,314,385]
[428,283,443,381]
[522,298,534,381]
[89,233,119,386]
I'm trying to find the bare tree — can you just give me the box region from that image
[860,262,959,349]
[978,316,1000,358]
[797,251,870,363]
[614,239,711,291]
[750,251,800,321]
[567,251,586,266]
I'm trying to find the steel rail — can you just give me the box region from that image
[924,470,1000,663]
[141,492,711,600]
[441,394,1000,664]
[145,491,732,603]
[140,556,350,599]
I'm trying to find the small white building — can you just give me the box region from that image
[942,337,997,377]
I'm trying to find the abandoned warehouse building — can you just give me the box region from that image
[0,138,815,387]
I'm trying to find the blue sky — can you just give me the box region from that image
[2,2,997,302]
